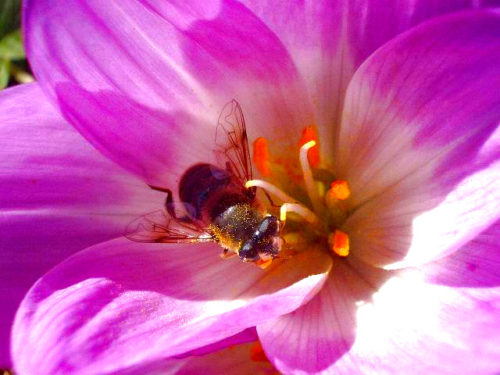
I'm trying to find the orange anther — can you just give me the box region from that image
[329,230,350,257]
[328,180,351,200]
[250,341,270,362]
[298,126,320,167]
[253,137,272,177]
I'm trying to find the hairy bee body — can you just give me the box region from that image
[179,163,280,261]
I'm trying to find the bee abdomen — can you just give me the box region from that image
[179,163,247,221]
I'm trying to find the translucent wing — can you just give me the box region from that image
[215,100,253,188]
[125,210,213,244]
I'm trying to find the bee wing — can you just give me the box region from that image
[214,100,254,190]
[125,210,213,244]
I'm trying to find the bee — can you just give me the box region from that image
[126,100,282,266]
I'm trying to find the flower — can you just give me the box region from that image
[1,1,500,374]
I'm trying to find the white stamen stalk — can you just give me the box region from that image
[280,203,324,231]
[245,179,297,203]
[299,141,323,214]
[245,179,324,232]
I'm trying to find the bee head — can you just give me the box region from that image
[239,215,282,262]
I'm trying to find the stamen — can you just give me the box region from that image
[252,137,272,177]
[245,179,296,203]
[298,126,320,167]
[300,141,323,214]
[329,230,350,257]
[280,203,323,230]
[327,180,351,200]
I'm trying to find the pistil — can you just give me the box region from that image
[280,203,324,231]
[299,140,324,215]
[245,179,296,203]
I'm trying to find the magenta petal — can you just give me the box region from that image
[335,275,500,374]
[241,0,495,154]
[24,0,314,186]
[0,84,161,367]
[259,260,500,374]
[257,259,390,374]
[420,220,500,287]
[176,327,258,358]
[12,239,331,374]
[338,10,500,267]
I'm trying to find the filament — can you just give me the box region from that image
[280,203,324,231]
[245,179,297,203]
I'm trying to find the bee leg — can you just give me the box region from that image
[220,248,237,259]
[149,185,196,225]
[262,190,280,208]
[148,184,171,193]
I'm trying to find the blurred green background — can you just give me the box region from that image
[0,0,33,89]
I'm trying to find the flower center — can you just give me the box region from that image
[246,127,352,261]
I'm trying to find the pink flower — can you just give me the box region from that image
[1,1,499,374]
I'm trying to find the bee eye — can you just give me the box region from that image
[239,241,258,261]
[258,216,279,237]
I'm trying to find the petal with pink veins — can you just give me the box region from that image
[241,0,498,161]
[0,83,162,367]
[338,10,500,267]
[259,253,500,374]
[257,258,391,374]
[23,0,314,186]
[12,239,331,375]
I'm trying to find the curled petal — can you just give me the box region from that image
[12,239,331,375]
[0,84,160,367]
[339,10,500,267]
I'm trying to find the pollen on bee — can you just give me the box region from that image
[329,230,350,257]
[252,137,272,177]
[327,180,351,200]
[298,126,320,167]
